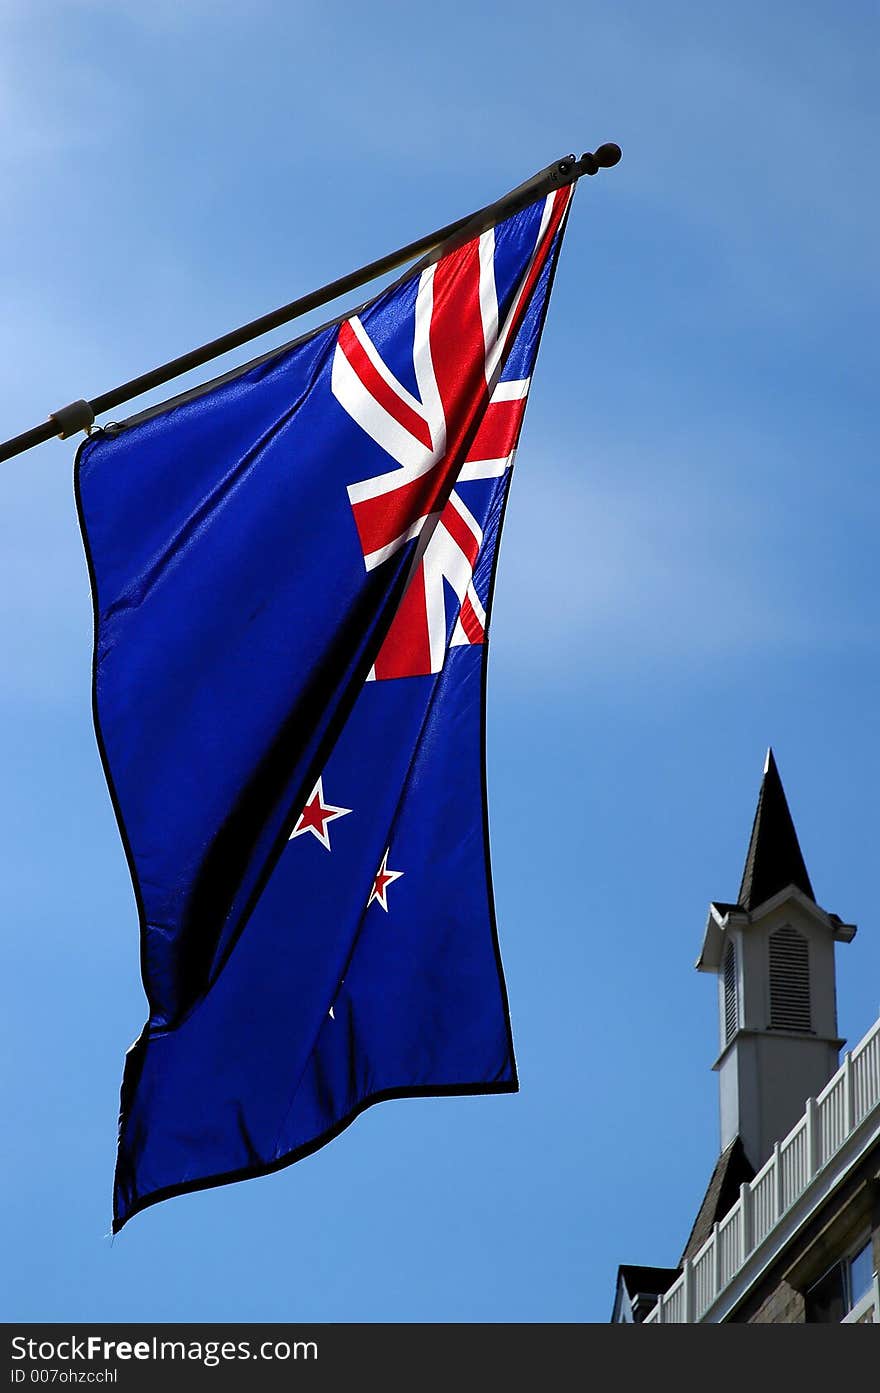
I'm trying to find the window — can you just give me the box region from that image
[805,1240,874,1323]
[768,925,811,1031]
[723,940,737,1044]
[849,1242,874,1309]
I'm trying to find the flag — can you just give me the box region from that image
[75,181,574,1230]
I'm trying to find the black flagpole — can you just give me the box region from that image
[0,144,620,466]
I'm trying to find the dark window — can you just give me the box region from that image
[769,925,811,1032]
[805,1241,874,1322]
[805,1264,846,1323]
[723,940,737,1043]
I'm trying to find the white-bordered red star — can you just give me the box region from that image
[368,848,404,912]
[289,776,351,851]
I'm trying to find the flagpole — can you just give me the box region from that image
[0,144,620,465]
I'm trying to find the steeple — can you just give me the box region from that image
[737,749,814,911]
[696,751,856,1171]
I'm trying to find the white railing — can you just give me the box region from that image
[644,1013,880,1323]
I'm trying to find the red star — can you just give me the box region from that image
[289,777,351,851]
[368,848,404,912]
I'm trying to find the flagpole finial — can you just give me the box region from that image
[580,143,622,175]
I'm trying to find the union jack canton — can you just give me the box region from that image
[75,181,575,1230]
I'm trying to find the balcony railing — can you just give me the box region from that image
[644,1013,880,1323]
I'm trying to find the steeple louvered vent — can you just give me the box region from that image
[723,940,737,1043]
[769,925,811,1031]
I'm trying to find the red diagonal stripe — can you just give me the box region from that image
[339,320,433,451]
[439,497,480,568]
[458,592,485,644]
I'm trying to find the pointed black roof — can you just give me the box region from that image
[680,1136,755,1264]
[737,749,814,911]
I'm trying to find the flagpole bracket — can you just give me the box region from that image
[49,398,95,439]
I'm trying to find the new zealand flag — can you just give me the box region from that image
[75,182,574,1230]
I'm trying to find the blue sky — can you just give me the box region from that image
[2,0,879,1322]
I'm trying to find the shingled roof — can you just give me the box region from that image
[680,1136,755,1264]
[737,748,814,911]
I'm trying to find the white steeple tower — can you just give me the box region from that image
[696,750,856,1171]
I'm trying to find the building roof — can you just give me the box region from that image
[737,748,814,911]
[680,1136,755,1264]
[618,1264,681,1295]
[612,1264,680,1322]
